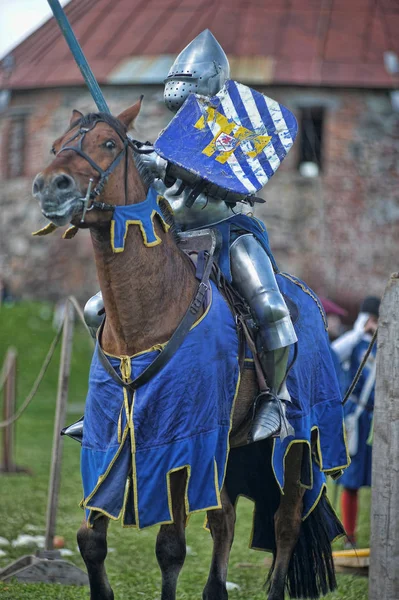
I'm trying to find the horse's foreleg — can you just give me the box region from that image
[156,470,187,600]
[77,514,114,600]
[203,488,236,600]
[268,445,305,600]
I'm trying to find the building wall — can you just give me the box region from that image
[0,84,398,310]
[257,87,399,312]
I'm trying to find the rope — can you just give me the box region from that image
[67,295,94,341]
[342,328,378,406]
[0,296,93,429]
[0,325,63,429]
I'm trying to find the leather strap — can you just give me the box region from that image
[209,262,249,374]
[96,251,214,392]
[239,316,269,393]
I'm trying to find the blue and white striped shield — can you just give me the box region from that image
[154,80,297,196]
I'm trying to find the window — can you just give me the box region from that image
[6,114,27,178]
[298,107,324,177]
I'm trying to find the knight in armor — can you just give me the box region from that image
[83,30,297,442]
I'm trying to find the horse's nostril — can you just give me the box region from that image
[33,174,44,195]
[54,174,74,191]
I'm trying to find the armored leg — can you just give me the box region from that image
[230,234,297,442]
[84,291,105,339]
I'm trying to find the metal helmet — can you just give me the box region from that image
[164,29,230,113]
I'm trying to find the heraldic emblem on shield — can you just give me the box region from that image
[155,80,298,196]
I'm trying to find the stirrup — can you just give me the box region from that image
[248,392,294,444]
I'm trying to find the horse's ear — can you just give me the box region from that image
[70,109,83,126]
[117,96,143,131]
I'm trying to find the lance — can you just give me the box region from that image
[47,0,110,114]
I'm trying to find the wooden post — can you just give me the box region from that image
[369,273,399,600]
[44,304,74,552]
[0,347,28,474]
[1,348,17,472]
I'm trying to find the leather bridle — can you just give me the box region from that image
[56,118,153,218]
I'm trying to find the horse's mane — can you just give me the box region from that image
[69,111,180,244]
[158,198,180,245]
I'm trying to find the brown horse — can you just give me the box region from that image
[32,100,338,600]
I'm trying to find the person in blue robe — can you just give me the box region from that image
[337,296,380,547]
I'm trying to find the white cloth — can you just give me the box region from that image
[331,312,371,363]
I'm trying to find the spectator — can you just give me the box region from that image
[331,297,378,366]
[335,296,380,547]
[320,297,348,394]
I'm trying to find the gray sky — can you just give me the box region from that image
[0,0,69,58]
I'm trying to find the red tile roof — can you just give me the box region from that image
[1,0,399,89]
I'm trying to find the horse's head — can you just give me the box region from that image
[32,99,146,229]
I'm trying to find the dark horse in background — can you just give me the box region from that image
[32,99,346,600]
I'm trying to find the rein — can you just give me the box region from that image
[96,250,214,392]
[341,328,378,406]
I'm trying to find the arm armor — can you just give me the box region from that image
[137,148,168,182]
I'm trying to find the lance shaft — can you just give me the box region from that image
[47,0,110,114]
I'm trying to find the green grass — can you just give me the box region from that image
[0,302,369,599]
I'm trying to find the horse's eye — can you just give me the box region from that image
[104,140,116,150]
[50,146,56,155]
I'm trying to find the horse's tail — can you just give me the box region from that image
[266,493,340,599]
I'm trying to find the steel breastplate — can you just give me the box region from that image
[162,184,253,231]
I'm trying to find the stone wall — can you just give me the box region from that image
[0,84,398,311]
